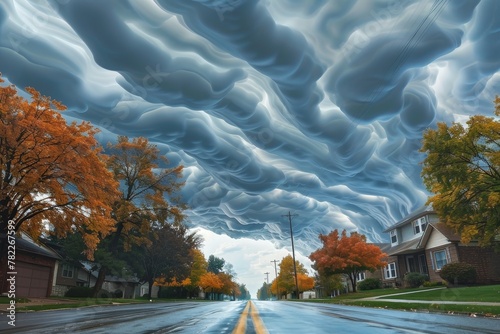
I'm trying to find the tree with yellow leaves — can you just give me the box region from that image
[421,97,500,246]
[184,249,208,298]
[271,254,313,299]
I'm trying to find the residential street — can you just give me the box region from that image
[1,300,498,333]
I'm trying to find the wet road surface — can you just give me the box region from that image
[1,300,498,333]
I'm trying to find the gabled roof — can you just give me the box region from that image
[386,238,421,256]
[3,233,62,260]
[81,261,99,278]
[383,204,434,233]
[417,222,461,249]
[372,243,391,253]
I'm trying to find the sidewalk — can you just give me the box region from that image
[361,287,500,306]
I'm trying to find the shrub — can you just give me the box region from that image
[357,278,382,291]
[65,287,93,298]
[96,289,111,299]
[404,272,428,288]
[439,262,477,285]
[423,280,445,287]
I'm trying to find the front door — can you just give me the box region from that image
[419,254,428,275]
[406,256,417,273]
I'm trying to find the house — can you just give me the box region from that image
[139,282,159,298]
[51,260,141,298]
[381,205,500,287]
[50,261,98,297]
[102,274,141,299]
[0,233,60,298]
[40,239,99,297]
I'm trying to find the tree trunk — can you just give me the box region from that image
[348,273,357,292]
[147,278,154,299]
[92,266,107,297]
[92,222,123,297]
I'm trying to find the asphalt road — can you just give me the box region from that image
[1,300,499,333]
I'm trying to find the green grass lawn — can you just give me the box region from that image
[317,287,436,300]
[298,285,500,317]
[342,300,500,317]
[382,285,500,302]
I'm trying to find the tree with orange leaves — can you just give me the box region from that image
[297,273,314,293]
[0,75,118,256]
[199,272,223,300]
[309,229,386,292]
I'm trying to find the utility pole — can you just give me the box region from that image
[264,272,269,284]
[282,211,299,299]
[271,260,279,300]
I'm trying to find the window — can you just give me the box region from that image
[434,250,448,270]
[357,272,365,281]
[390,230,398,245]
[384,262,397,279]
[62,264,74,278]
[413,217,427,235]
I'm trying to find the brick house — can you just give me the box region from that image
[381,205,500,287]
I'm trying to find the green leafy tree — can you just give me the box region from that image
[93,136,185,297]
[133,223,201,299]
[420,97,500,246]
[207,255,225,274]
[313,272,344,298]
[237,283,250,300]
[257,282,271,300]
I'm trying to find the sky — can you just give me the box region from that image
[1,0,499,296]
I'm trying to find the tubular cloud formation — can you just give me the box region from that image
[1,0,499,254]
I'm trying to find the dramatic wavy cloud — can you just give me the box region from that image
[1,1,499,269]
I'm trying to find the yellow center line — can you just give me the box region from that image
[249,301,269,334]
[232,301,269,334]
[232,301,251,334]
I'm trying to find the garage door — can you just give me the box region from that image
[16,262,51,298]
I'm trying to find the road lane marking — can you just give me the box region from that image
[232,301,269,334]
[249,301,268,334]
[232,301,250,334]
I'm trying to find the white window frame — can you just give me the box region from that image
[413,217,427,235]
[384,262,397,279]
[390,230,398,245]
[62,264,74,278]
[433,250,448,271]
[357,272,366,282]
